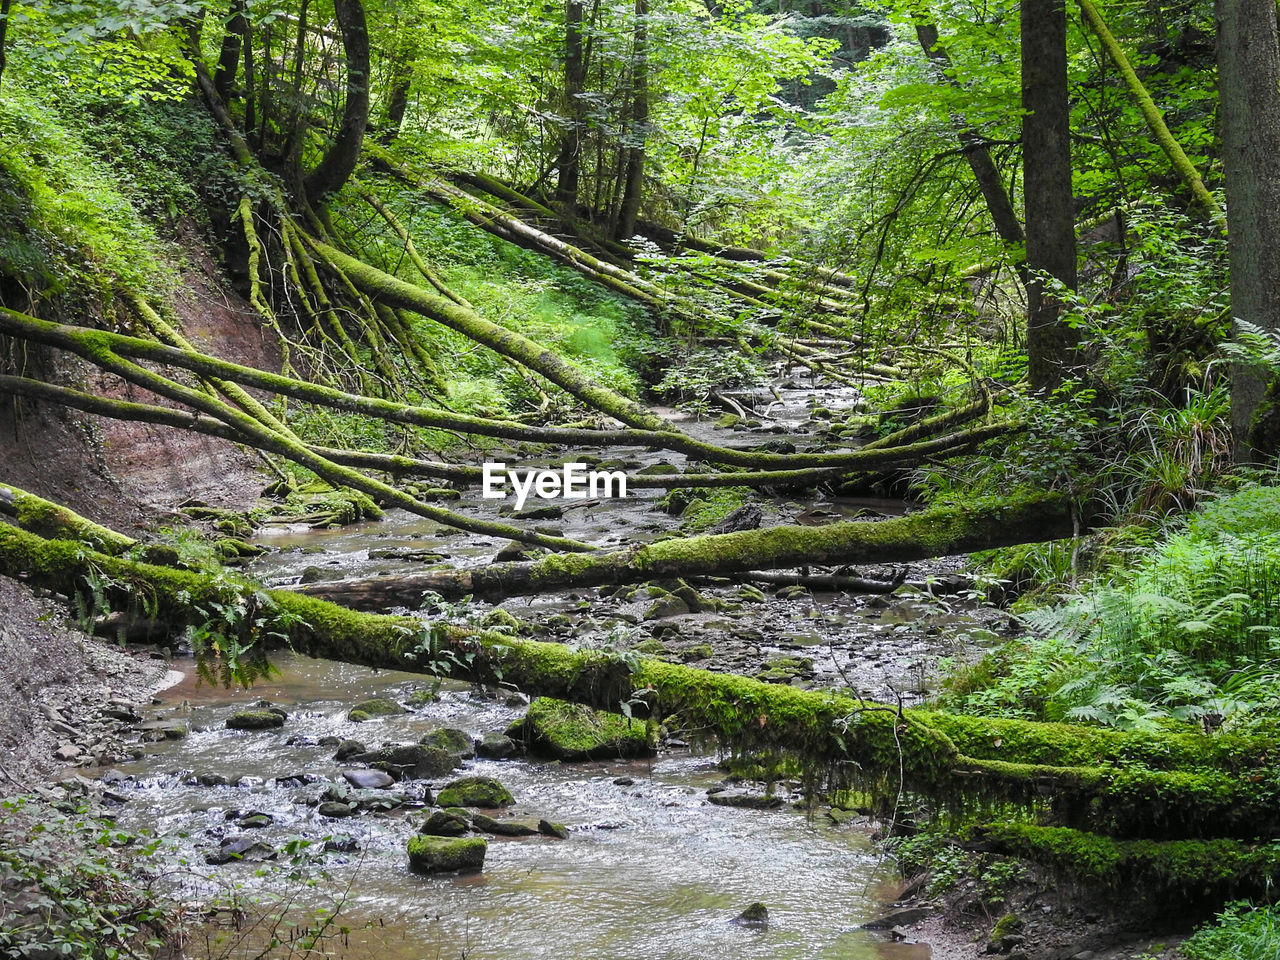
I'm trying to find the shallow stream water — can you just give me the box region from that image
[113,655,928,960]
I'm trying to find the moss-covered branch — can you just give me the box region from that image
[1076,0,1227,233]
[0,307,1010,474]
[298,492,1084,605]
[0,482,136,554]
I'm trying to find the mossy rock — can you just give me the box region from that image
[435,776,515,809]
[736,584,766,603]
[406,688,440,707]
[359,743,458,779]
[479,609,524,633]
[681,643,714,662]
[226,709,285,730]
[537,819,569,840]
[716,413,741,428]
[407,835,487,874]
[506,697,655,762]
[632,638,668,656]
[421,728,475,759]
[347,697,405,720]
[471,813,540,837]
[636,462,679,476]
[419,810,470,837]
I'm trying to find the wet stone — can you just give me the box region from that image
[237,812,273,829]
[407,836,487,874]
[470,813,539,837]
[226,710,284,731]
[343,769,395,790]
[333,739,366,761]
[420,728,475,759]
[419,810,470,837]
[435,776,515,809]
[206,836,277,865]
[318,801,356,818]
[706,788,784,810]
[537,819,570,840]
[732,903,769,929]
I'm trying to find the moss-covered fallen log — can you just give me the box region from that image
[297,492,1083,605]
[0,482,136,554]
[972,823,1280,899]
[4,519,1279,842]
[0,308,1008,474]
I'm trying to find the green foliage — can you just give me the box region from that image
[947,487,1280,730]
[1182,902,1280,960]
[0,798,174,960]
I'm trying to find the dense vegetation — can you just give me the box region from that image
[1,0,1280,954]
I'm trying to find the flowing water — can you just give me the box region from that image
[113,655,927,960]
[102,381,983,958]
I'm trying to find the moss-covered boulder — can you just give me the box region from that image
[226,709,285,730]
[506,698,655,761]
[419,810,470,837]
[435,776,514,809]
[347,697,405,720]
[407,836,487,874]
[420,728,475,759]
[470,813,540,837]
[358,743,458,779]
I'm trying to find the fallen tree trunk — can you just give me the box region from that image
[296,492,1083,605]
[0,308,1009,474]
[3,519,1278,842]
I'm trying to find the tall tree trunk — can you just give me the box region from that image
[616,0,649,241]
[213,0,247,102]
[1,0,15,94]
[915,22,1024,251]
[244,13,259,147]
[1021,0,1080,390]
[304,0,371,203]
[556,0,587,209]
[1217,0,1280,460]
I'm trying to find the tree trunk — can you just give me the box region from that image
[297,493,1081,605]
[556,0,587,209]
[1021,0,1080,390]
[213,0,247,102]
[0,0,15,94]
[616,0,649,241]
[304,0,371,202]
[1217,0,1280,460]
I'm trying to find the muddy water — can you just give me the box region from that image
[115,654,926,960]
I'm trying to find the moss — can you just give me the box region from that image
[434,776,515,808]
[479,609,524,633]
[406,835,487,874]
[346,709,372,723]
[226,710,285,730]
[977,823,1280,897]
[420,728,474,758]
[347,697,406,719]
[506,697,655,761]
[991,912,1023,940]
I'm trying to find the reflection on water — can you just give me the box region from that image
[114,654,928,960]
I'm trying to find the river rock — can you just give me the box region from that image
[407,836,487,874]
[474,733,520,760]
[358,743,458,779]
[644,595,689,619]
[343,769,395,790]
[470,813,539,837]
[237,812,273,829]
[333,739,366,761]
[325,836,360,853]
[706,788,783,810]
[53,744,82,761]
[731,903,769,929]
[226,710,285,730]
[140,720,191,739]
[318,801,356,818]
[506,698,655,761]
[420,810,470,837]
[537,819,569,840]
[435,776,514,808]
[206,836,277,865]
[420,728,475,759]
[347,697,405,720]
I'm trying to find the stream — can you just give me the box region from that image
[98,378,1006,959]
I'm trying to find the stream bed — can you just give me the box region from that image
[110,654,928,960]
